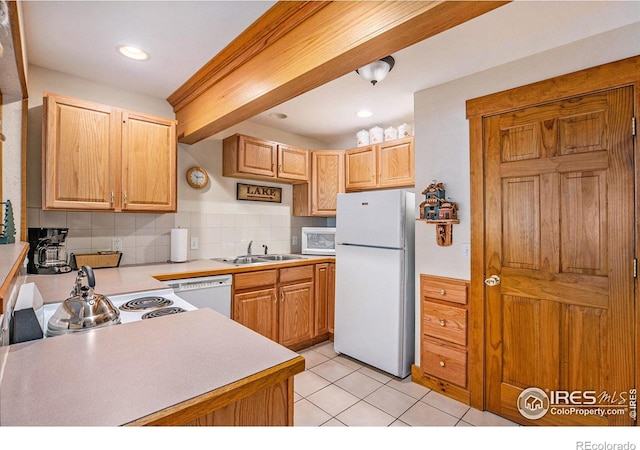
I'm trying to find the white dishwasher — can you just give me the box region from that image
[166,275,232,318]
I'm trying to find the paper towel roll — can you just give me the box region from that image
[170,228,188,262]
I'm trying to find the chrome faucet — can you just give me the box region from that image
[247,240,253,256]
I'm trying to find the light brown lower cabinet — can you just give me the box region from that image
[412,274,470,405]
[232,263,334,351]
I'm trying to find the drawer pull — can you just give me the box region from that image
[440,289,446,295]
[439,319,446,327]
[439,360,445,367]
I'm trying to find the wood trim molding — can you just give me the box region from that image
[169,1,509,144]
[124,355,305,426]
[466,54,640,412]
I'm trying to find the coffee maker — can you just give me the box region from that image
[27,228,72,274]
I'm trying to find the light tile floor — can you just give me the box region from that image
[294,341,519,427]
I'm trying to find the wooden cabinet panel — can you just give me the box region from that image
[328,263,335,335]
[223,134,308,183]
[43,93,117,210]
[233,288,278,341]
[345,145,376,190]
[423,301,467,346]
[278,144,309,182]
[280,265,313,284]
[314,263,329,336]
[293,150,344,217]
[234,269,278,290]
[121,111,177,212]
[421,275,468,305]
[42,92,177,212]
[422,337,467,388]
[345,138,414,191]
[278,281,314,347]
[377,137,414,188]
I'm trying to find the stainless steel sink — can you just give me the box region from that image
[259,254,304,261]
[213,254,305,265]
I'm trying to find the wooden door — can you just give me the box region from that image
[484,87,635,426]
[278,281,314,347]
[311,151,344,216]
[238,135,277,177]
[345,145,376,191]
[121,111,177,212]
[233,288,278,342]
[277,144,309,182]
[43,93,117,210]
[377,137,415,188]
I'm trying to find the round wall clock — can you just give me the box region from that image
[186,166,209,189]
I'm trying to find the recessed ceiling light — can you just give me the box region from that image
[269,113,288,120]
[357,109,373,118]
[117,45,150,61]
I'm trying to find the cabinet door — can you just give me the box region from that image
[121,111,177,212]
[377,137,414,188]
[278,281,314,347]
[314,263,329,337]
[345,145,376,191]
[328,262,335,334]
[43,93,117,210]
[311,151,344,216]
[233,288,278,342]
[237,135,277,177]
[277,144,309,182]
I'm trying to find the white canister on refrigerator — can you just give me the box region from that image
[369,126,384,144]
[356,129,370,147]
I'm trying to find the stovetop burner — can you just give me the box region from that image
[119,296,173,311]
[141,307,187,320]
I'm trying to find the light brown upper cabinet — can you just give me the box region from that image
[293,150,344,217]
[345,137,414,191]
[42,92,177,212]
[223,134,309,183]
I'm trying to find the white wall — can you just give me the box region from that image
[412,22,640,363]
[1,100,24,242]
[26,66,330,265]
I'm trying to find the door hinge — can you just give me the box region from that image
[633,117,636,137]
[634,258,638,278]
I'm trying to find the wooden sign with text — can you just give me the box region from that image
[237,183,282,203]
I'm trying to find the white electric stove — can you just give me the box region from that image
[39,288,197,338]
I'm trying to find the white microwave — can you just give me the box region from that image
[301,227,336,255]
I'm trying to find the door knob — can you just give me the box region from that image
[484,275,501,286]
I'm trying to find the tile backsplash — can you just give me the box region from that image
[28,208,328,266]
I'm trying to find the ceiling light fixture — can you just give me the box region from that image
[356,109,373,118]
[269,112,288,120]
[356,56,395,86]
[117,45,150,61]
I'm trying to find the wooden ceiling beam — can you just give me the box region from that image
[168,1,510,144]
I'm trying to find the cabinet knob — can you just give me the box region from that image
[439,361,445,367]
[440,289,446,295]
[439,319,446,327]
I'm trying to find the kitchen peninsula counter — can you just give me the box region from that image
[0,307,305,426]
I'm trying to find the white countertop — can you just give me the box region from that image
[0,308,301,426]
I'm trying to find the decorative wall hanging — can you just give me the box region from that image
[418,181,459,247]
[237,183,282,203]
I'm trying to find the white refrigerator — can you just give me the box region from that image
[334,189,415,378]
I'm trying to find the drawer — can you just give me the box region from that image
[421,275,468,305]
[422,337,467,388]
[280,265,314,284]
[234,270,277,290]
[422,301,467,345]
